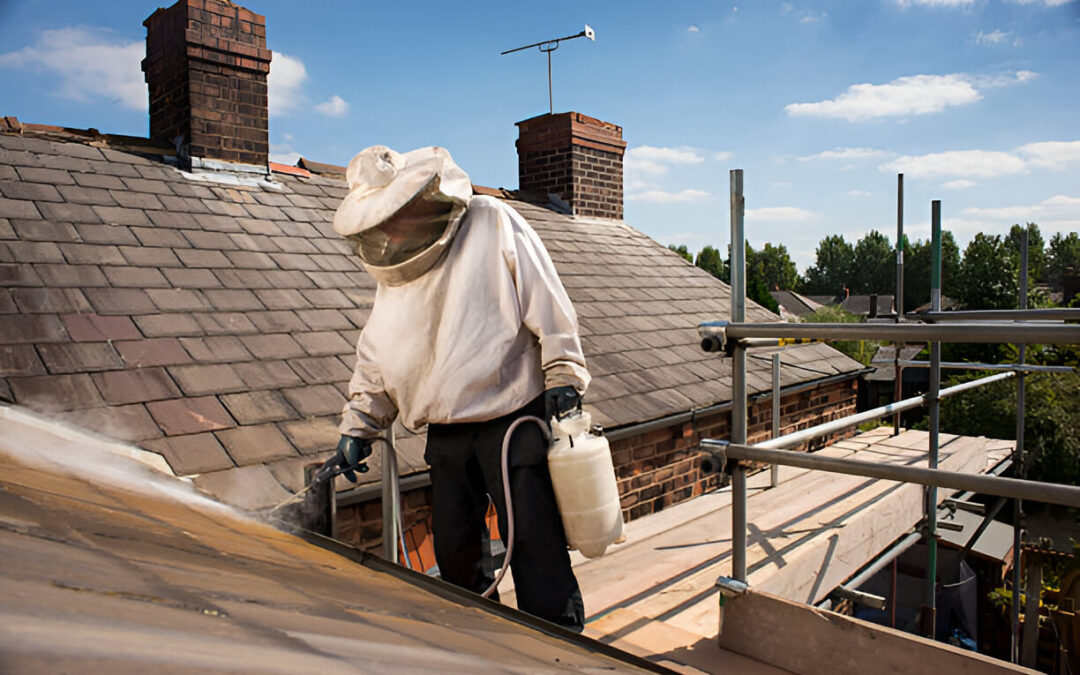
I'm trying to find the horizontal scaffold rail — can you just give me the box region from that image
[699,321,1080,352]
[753,372,1013,450]
[700,439,1080,509]
[911,308,1080,322]
[871,359,1075,374]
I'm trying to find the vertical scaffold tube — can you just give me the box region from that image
[923,200,942,638]
[730,169,748,583]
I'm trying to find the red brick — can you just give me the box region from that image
[142,432,234,474]
[215,423,297,465]
[0,314,67,344]
[0,344,46,377]
[167,363,246,396]
[281,384,346,417]
[92,367,180,405]
[56,404,163,442]
[62,313,141,342]
[116,338,192,367]
[9,373,104,411]
[147,396,235,435]
[277,416,340,455]
[37,342,123,374]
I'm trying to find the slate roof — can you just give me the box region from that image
[769,289,823,318]
[0,124,863,508]
[839,294,895,316]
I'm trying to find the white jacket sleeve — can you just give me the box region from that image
[339,329,399,438]
[499,204,591,393]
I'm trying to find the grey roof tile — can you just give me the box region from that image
[34,263,108,287]
[108,190,162,210]
[0,196,43,220]
[0,343,46,377]
[72,172,126,190]
[119,245,184,267]
[92,205,150,226]
[202,289,264,312]
[83,287,158,315]
[120,177,172,194]
[73,224,139,246]
[141,432,233,474]
[56,403,162,442]
[168,363,247,396]
[161,267,220,288]
[215,423,298,466]
[59,242,126,265]
[220,389,298,425]
[179,335,253,363]
[4,240,65,263]
[101,266,170,288]
[0,180,64,202]
[146,288,211,312]
[15,167,74,185]
[133,313,203,338]
[130,226,190,248]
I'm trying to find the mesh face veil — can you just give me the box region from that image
[354,177,460,269]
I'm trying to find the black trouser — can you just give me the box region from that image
[425,395,585,631]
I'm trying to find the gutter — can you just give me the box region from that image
[335,367,870,507]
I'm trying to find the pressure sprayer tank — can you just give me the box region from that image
[547,411,625,559]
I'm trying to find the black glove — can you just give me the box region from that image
[316,436,373,484]
[544,386,582,424]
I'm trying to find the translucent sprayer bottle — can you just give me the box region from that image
[547,411,625,559]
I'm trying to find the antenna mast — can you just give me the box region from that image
[501,25,596,115]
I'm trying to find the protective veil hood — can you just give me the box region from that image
[334,145,472,285]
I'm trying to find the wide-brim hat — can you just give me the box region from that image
[333,145,472,237]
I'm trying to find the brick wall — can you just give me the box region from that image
[142,0,272,167]
[516,112,626,220]
[334,378,858,555]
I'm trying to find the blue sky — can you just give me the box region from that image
[1,0,1077,273]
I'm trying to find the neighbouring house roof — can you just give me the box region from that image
[865,344,926,382]
[839,294,894,316]
[0,124,864,508]
[770,290,824,318]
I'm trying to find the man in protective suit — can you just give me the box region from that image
[323,145,589,631]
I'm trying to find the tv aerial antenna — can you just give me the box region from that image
[501,25,595,115]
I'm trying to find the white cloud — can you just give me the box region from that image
[963,195,1080,223]
[625,145,706,191]
[687,25,700,32]
[714,151,734,162]
[0,27,145,110]
[269,143,301,166]
[880,150,1027,178]
[746,206,815,221]
[943,179,976,189]
[785,71,1033,122]
[627,146,704,165]
[849,189,872,197]
[975,29,1011,45]
[798,147,891,161]
[1017,141,1080,169]
[315,94,349,117]
[627,189,711,203]
[268,51,308,116]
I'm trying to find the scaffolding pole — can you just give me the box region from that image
[699,321,1080,346]
[923,200,942,639]
[872,360,1074,374]
[895,174,904,437]
[1011,229,1030,663]
[700,441,1080,509]
[730,169,748,583]
[911,308,1080,322]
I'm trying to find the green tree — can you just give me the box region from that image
[1047,231,1080,293]
[756,242,799,291]
[851,230,894,294]
[694,245,726,280]
[804,305,881,365]
[668,244,692,263]
[801,235,855,296]
[1007,223,1046,285]
[956,233,1018,309]
[903,231,960,313]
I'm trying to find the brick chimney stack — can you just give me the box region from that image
[516,112,627,220]
[142,0,272,170]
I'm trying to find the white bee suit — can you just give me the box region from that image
[339,195,590,437]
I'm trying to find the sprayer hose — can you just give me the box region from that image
[481,415,550,599]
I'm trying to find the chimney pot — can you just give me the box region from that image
[515,112,626,219]
[142,0,272,170]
